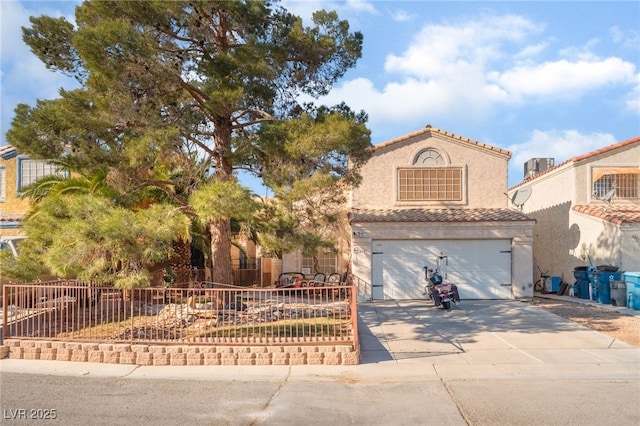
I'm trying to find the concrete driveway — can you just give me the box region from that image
[357,299,639,378]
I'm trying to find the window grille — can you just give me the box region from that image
[239,251,250,269]
[414,149,444,165]
[593,174,638,199]
[302,250,337,274]
[398,168,462,201]
[18,159,66,190]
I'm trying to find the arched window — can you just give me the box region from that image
[399,148,462,201]
[414,149,444,165]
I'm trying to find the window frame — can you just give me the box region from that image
[16,156,68,194]
[302,250,338,275]
[592,172,639,200]
[396,166,465,202]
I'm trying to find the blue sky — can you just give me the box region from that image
[2,1,639,189]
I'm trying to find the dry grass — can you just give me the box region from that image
[54,312,350,341]
[531,297,640,347]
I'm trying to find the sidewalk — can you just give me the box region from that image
[3,299,638,426]
[2,299,638,382]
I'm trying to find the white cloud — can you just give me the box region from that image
[489,57,637,100]
[610,25,640,50]
[321,73,508,135]
[626,73,640,114]
[391,9,415,23]
[323,12,638,132]
[344,0,377,14]
[514,41,549,60]
[280,0,377,25]
[384,14,543,79]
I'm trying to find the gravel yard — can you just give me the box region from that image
[530,297,640,347]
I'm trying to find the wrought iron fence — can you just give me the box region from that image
[1,281,357,346]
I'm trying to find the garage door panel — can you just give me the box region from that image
[383,253,425,299]
[374,239,512,300]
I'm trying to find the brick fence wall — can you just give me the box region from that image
[0,340,359,366]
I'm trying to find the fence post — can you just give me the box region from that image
[350,283,358,352]
[1,284,6,345]
[130,289,134,345]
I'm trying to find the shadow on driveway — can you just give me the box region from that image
[357,299,615,364]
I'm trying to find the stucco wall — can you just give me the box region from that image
[0,154,32,215]
[571,212,640,273]
[352,131,510,210]
[511,142,640,285]
[0,154,30,237]
[620,225,640,272]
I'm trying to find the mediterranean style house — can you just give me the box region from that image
[507,136,640,286]
[347,125,536,301]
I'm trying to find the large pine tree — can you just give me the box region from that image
[8,1,371,284]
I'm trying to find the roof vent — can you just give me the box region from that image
[524,158,554,179]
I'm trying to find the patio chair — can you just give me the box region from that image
[306,273,326,296]
[326,273,342,298]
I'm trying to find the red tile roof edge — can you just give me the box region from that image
[573,204,640,225]
[373,125,512,158]
[349,208,534,223]
[510,136,640,190]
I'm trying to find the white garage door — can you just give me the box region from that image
[371,240,512,300]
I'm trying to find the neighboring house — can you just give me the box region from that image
[0,145,66,238]
[508,136,640,285]
[348,125,536,301]
[1,144,265,287]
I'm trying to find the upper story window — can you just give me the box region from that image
[17,158,66,191]
[593,173,639,200]
[398,168,463,201]
[398,148,462,201]
[414,149,444,165]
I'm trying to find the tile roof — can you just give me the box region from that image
[349,208,534,223]
[573,204,640,225]
[0,144,17,158]
[0,213,26,222]
[512,136,640,190]
[373,125,512,158]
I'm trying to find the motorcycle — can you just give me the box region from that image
[423,252,460,310]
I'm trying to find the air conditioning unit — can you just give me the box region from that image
[524,158,554,179]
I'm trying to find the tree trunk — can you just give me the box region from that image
[210,217,233,285]
[170,239,192,287]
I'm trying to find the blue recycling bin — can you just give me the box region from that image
[573,267,591,299]
[589,269,623,304]
[624,272,640,310]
